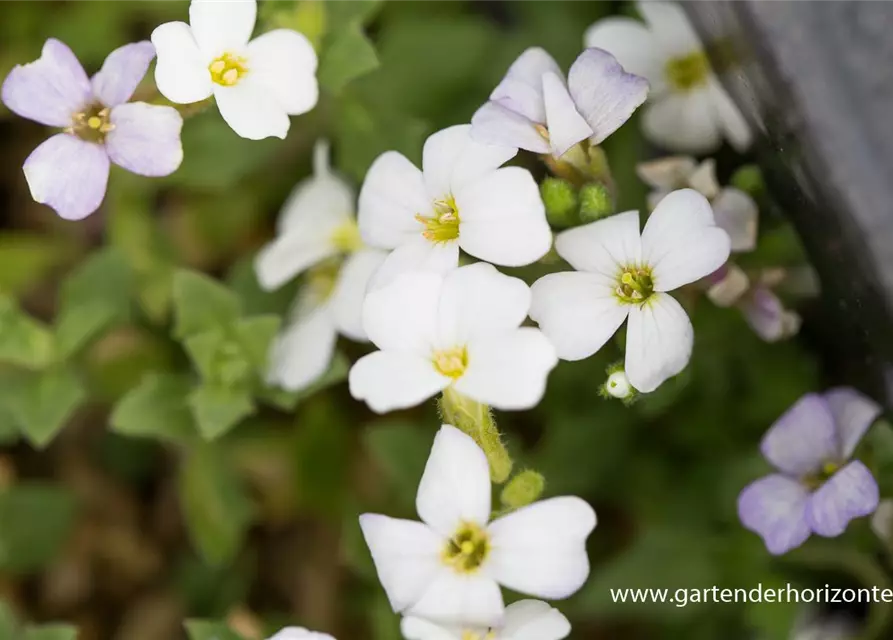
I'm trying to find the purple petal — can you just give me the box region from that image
[712,187,758,253]
[542,72,593,157]
[91,41,155,108]
[824,387,882,459]
[567,48,649,146]
[2,39,91,127]
[760,393,838,477]
[106,103,183,176]
[738,474,812,555]
[490,47,562,123]
[470,101,550,154]
[808,461,879,537]
[741,287,785,342]
[23,133,109,220]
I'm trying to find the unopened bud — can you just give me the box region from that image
[604,370,634,400]
[500,469,545,510]
[578,182,613,222]
[540,178,577,227]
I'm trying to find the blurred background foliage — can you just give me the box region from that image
[0,1,884,639]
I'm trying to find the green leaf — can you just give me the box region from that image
[58,248,134,324]
[0,483,77,574]
[319,24,379,94]
[172,270,242,339]
[4,368,86,448]
[188,384,255,440]
[184,328,244,385]
[326,0,382,29]
[110,373,196,443]
[24,624,80,640]
[0,295,54,369]
[363,421,433,509]
[233,315,281,373]
[0,232,75,297]
[259,352,349,411]
[263,0,327,50]
[184,620,245,640]
[179,445,254,566]
[294,400,349,517]
[53,299,118,360]
[0,601,18,638]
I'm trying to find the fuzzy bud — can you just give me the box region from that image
[578,182,613,222]
[540,178,578,228]
[500,469,545,510]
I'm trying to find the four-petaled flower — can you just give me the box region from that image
[360,425,596,626]
[268,628,335,640]
[530,189,730,392]
[585,1,751,153]
[357,125,552,289]
[1,39,183,220]
[255,140,386,392]
[471,47,648,158]
[152,0,318,140]
[349,263,558,414]
[401,600,571,640]
[738,388,881,555]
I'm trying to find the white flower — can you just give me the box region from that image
[637,156,758,252]
[151,0,318,140]
[530,189,730,392]
[400,600,571,640]
[357,125,551,289]
[255,141,386,392]
[585,1,751,153]
[267,628,335,640]
[470,47,648,158]
[360,424,596,627]
[349,263,557,413]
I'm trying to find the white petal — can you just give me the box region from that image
[712,187,758,253]
[358,514,443,613]
[277,161,354,235]
[708,77,752,152]
[406,571,504,628]
[436,263,531,347]
[641,188,731,292]
[487,497,596,599]
[254,234,336,291]
[368,238,459,291]
[554,210,641,277]
[541,72,592,158]
[687,158,720,199]
[583,17,664,88]
[636,1,703,57]
[529,272,629,361]
[358,151,430,249]
[190,0,256,56]
[267,306,337,392]
[400,617,463,640]
[455,328,558,411]
[500,600,571,640]
[455,167,552,267]
[642,92,722,154]
[422,125,516,198]
[567,48,649,146]
[489,47,562,123]
[635,156,697,190]
[151,22,213,104]
[416,425,492,536]
[349,351,450,414]
[267,628,336,640]
[247,29,318,115]
[330,249,388,341]
[625,292,692,392]
[214,78,290,140]
[470,101,550,155]
[362,271,442,352]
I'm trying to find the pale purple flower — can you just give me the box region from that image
[739,286,801,343]
[471,47,648,158]
[2,39,184,220]
[738,389,882,555]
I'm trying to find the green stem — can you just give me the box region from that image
[438,387,513,483]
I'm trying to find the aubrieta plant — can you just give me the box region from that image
[0,1,888,639]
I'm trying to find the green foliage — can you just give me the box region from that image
[110,373,196,443]
[184,620,246,640]
[0,484,76,574]
[173,270,242,340]
[0,295,53,369]
[3,367,86,448]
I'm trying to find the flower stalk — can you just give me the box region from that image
[439,387,513,483]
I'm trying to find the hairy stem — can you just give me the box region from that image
[438,387,513,483]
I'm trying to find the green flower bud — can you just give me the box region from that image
[730,165,765,200]
[579,182,614,222]
[500,469,545,510]
[540,178,578,228]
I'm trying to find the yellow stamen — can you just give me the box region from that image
[615,267,654,304]
[87,116,102,129]
[416,196,460,243]
[209,52,249,86]
[432,346,468,379]
[665,50,711,92]
[442,521,490,574]
[534,123,550,141]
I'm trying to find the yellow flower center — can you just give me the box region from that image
[614,266,654,305]
[442,521,490,573]
[534,123,550,142]
[209,52,249,86]
[803,460,843,491]
[462,631,496,640]
[329,220,364,253]
[665,50,711,92]
[306,258,341,304]
[432,346,468,379]
[68,105,114,143]
[416,196,460,243]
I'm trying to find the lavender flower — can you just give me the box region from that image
[2,39,184,220]
[738,388,882,555]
